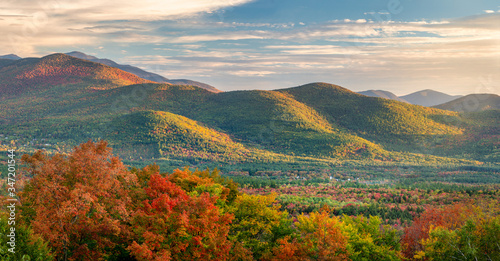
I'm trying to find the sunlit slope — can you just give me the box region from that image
[280,83,462,135]
[0,53,150,97]
[183,90,389,159]
[107,110,255,161]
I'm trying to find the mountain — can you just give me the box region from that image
[400,89,462,107]
[433,94,500,112]
[0,53,149,97]
[66,51,170,82]
[66,51,221,93]
[279,83,460,138]
[0,57,496,166]
[0,54,22,60]
[358,90,409,103]
[165,79,221,93]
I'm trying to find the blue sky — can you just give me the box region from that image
[1,0,499,95]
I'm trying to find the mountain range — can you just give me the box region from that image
[357,89,465,107]
[0,51,221,93]
[357,90,409,103]
[434,94,500,112]
[0,53,498,167]
[2,51,486,106]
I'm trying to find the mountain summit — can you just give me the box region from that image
[358,90,409,103]
[400,89,462,107]
[65,51,221,93]
[0,53,149,96]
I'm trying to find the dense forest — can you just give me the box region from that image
[1,141,499,260]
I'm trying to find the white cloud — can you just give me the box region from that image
[0,0,254,55]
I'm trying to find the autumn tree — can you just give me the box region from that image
[341,215,402,261]
[226,193,293,260]
[20,140,137,261]
[413,201,500,260]
[264,209,349,261]
[402,202,477,259]
[127,171,234,260]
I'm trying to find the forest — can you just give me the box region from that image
[1,140,499,261]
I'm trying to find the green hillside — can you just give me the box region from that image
[107,110,252,162]
[278,83,467,151]
[185,90,387,159]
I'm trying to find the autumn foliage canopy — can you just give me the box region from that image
[3,140,497,261]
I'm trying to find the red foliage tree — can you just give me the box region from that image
[401,202,476,259]
[20,140,137,261]
[128,172,234,260]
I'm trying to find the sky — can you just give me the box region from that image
[0,0,499,95]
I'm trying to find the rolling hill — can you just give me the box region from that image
[0,54,497,167]
[279,83,462,137]
[401,89,462,107]
[434,94,500,112]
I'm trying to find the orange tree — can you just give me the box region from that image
[20,140,137,261]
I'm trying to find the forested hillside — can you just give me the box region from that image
[0,54,498,168]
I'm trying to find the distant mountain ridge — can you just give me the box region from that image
[65,51,170,83]
[0,54,22,60]
[434,94,500,112]
[358,89,464,107]
[65,51,221,93]
[400,89,462,107]
[358,90,409,103]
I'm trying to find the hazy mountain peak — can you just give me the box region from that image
[434,94,500,112]
[66,51,99,60]
[0,54,22,60]
[358,90,409,103]
[400,89,462,107]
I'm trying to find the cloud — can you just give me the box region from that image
[0,0,255,55]
[119,13,499,94]
[0,0,255,21]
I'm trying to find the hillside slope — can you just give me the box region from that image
[279,83,462,137]
[108,110,254,162]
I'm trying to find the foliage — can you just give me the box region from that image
[10,140,500,260]
[20,140,137,260]
[0,213,54,261]
[263,209,349,261]
[127,172,234,261]
[226,193,293,259]
[403,201,500,260]
[341,215,402,261]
